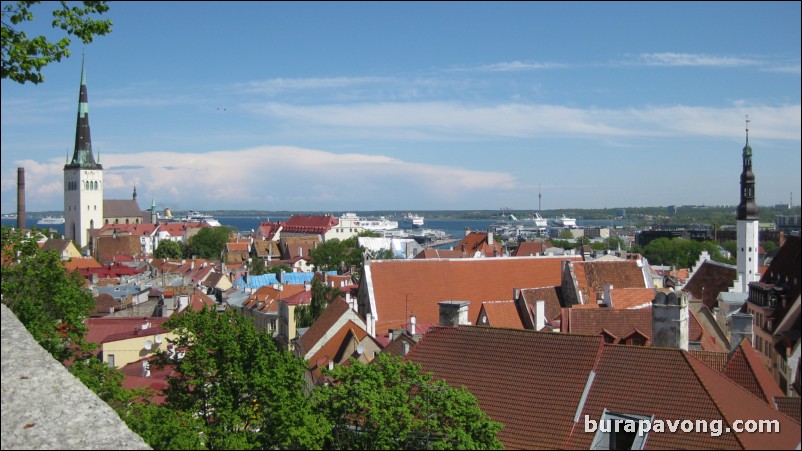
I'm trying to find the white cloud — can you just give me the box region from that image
[247,101,801,141]
[448,61,566,72]
[635,52,760,67]
[10,146,519,210]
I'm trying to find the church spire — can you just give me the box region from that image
[65,55,101,169]
[737,116,758,220]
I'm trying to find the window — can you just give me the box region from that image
[590,409,652,450]
[107,354,115,368]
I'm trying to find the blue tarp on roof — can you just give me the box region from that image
[233,271,336,290]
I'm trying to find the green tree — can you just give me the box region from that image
[642,237,729,268]
[558,228,574,240]
[148,308,327,450]
[154,239,184,259]
[295,277,343,328]
[313,353,504,450]
[124,403,204,450]
[2,1,112,84]
[185,226,234,260]
[69,353,141,411]
[1,225,94,361]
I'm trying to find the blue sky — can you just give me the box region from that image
[2,1,800,213]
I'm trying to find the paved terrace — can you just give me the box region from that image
[1,304,150,450]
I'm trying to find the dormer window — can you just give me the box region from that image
[590,409,652,450]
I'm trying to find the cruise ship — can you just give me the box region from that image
[551,214,577,228]
[357,216,399,232]
[400,213,425,229]
[37,216,65,225]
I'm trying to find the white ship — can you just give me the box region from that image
[357,216,399,232]
[551,214,577,228]
[37,216,65,225]
[400,213,425,229]
[533,213,549,228]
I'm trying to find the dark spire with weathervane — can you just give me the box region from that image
[737,116,758,220]
[65,55,102,170]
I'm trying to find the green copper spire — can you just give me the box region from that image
[65,56,101,170]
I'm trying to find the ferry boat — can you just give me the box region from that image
[533,213,549,228]
[357,216,399,232]
[37,216,65,225]
[551,215,577,228]
[401,213,425,229]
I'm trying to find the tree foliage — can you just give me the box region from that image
[313,353,504,450]
[641,237,731,268]
[1,225,94,360]
[1,1,112,84]
[144,308,328,450]
[185,226,234,260]
[154,239,184,259]
[294,277,343,328]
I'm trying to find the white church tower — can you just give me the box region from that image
[64,57,103,249]
[736,118,759,292]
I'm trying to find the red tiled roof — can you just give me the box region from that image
[256,222,282,241]
[561,306,713,349]
[722,339,785,404]
[774,397,801,423]
[414,248,466,259]
[456,232,504,257]
[570,260,648,304]
[689,350,729,372]
[607,287,655,309]
[305,321,368,370]
[520,286,564,324]
[406,327,604,450]
[401,326,802,450]
[363,257,581,339]
[511,241,552,257]
[298,297,352,354]
[283,215,338,234]
[477,301,525,329]
[63,257,103,271]
[684,351,801,450]
[85,317,169,346]
[683,260,738,309]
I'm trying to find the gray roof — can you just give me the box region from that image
[103,199,143,219]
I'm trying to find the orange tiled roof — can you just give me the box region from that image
[363,256,581,339]
[688,349,729,372]
[414,248,466,259]
[456,232,504,257]
[570,260,648,304]
[477,301,525,329]
[298,297,352,354]
[306,320,368,370]
[63,256,103,271]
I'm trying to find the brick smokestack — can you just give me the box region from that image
[17,167,25,229]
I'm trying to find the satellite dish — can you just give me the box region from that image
[143,340,153,351]
[356,343,364,355]
[154,335,163,344]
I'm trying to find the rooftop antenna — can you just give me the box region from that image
[538,184,542,212]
